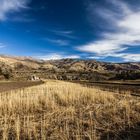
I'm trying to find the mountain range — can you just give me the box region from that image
[0,55,140,81]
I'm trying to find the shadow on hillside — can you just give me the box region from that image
[101,123,140,140]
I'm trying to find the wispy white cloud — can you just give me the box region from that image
[39,54,62,60]
[43,38,70,46]
[49,29,77,39]
[122,54,140,62]
[0,0,30,21]
[111,53,140,62]
[77,0,140,62]
[0,43,6,48]
[87,56,104,60]
[36,53,80,60]
[52,30,73,35]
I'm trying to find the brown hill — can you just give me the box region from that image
[0,55,140,81]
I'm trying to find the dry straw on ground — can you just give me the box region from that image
[0,80,139,140]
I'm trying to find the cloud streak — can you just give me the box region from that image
[111,53,140,62]
[49,29,77,39]
[36,53,80,60]
[0,0,30,21]
[44,38,70,46]
[77,0,140,62]
[0,43,6,48]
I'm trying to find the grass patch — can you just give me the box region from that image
[0,80,139,139]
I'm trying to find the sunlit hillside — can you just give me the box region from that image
[0,55,140,81]
[0,80,139,140]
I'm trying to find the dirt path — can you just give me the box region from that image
[0,81,44,92]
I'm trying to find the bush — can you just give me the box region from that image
[0,63,13,79]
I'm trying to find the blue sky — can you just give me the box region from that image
[0,0,140,62]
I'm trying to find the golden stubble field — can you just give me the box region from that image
[0,80,140,140]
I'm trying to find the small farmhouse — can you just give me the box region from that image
[28,75,41,81]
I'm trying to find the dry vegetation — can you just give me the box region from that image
[0,80,140,140]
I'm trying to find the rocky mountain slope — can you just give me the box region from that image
[0,55,140,81]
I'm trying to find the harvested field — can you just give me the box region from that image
[73,81,140,96]
[0,81,44,92]
[0,80,139,140]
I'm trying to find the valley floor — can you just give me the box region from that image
[0,80,139,140]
